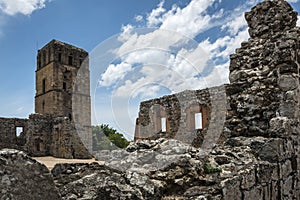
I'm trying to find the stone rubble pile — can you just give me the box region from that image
[0,149,61,200]
[1,0,300,199]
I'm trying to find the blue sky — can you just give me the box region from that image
[0,0,299,140]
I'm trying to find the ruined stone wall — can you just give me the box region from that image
[134,85,227,146]
[0,117,28,151]
[133,1,300,199]
[0,114,90,159]
[26,114,90,158]
[222,0,300,199]
[1,39,92,157]
[135,88,209,142]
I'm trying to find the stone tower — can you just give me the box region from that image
[35,40,92,152]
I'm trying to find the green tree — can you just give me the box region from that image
[92,124,130,151]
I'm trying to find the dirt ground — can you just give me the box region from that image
[33,156,104,170]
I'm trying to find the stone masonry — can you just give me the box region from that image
[133,0,300,199]
[1,0,300,199]
[134,85,227,148]
[0,40,92,158]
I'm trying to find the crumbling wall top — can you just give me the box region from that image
[245,0,298,38]
[39,39,88,54]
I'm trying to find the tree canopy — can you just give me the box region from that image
[92,124,130,151]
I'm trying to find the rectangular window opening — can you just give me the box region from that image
[63,82,67,91]
[42,51,46,64]
[38,58,41,69]
[16,127,23,137]
[195,113,203,129]
[58,53,62,62]
[68,56,73,65]
[161,117,167,132]
[42,78,46,93]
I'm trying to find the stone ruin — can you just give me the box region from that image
[131,0,300,199]
[0,40,92,159]
[1,0,300,199]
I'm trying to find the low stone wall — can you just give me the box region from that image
[135,85,227,146]
[0,117,28,151]
[0,114,90,159]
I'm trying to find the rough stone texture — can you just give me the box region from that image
[0,114,91,159]
[0,40,92,159]
[224,0,300,199]
[35,39,92,153]
[1,1,300,199]
[135,85,227,147]
[52,162,162,200]
[0,149,60,200]
[129,0,300,199]
[27,114,91,158]
[0,117,28,151]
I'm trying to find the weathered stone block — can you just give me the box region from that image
[278,74,298,91]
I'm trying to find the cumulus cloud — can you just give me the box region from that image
[97,0,298,136]
[221,14,247,36]
[147,1,166,27]
[99,0,257,100]
[159,0,217,38]
[0,0,46,16]
[99,62,133,87]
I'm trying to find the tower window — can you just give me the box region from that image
[42,51,46,65]
[68,56,73,65]
[48,49,51,63]
[195,113,203,129]
[42,78,46,93]
[42,100,45,112]
[58,53,62,62]
[38,58,41,69]
[63,82,67,91]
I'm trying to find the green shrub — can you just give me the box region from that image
[203,163,222,174]
[92,124,130,150]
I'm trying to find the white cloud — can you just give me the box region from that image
[160,0,216,38]
[95,0,279,137]
[99,0,255,98]
[221,14,247,35]
[99,62,133,87]
[118,24,135,42]
[147,1,166,27]
[287,0,299,2]
[0,0,46,16]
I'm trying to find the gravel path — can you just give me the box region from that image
[33,156,104,170]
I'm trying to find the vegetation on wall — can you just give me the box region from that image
[92,124,130,150]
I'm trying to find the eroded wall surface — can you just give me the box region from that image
[0,114,90,159]
[134,0,300,199]
[222,0,300,199]
[135,85,227,147]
